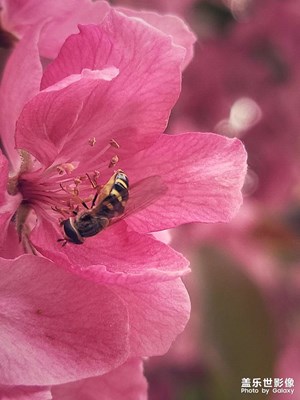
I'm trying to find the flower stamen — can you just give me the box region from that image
[109,138,120,149]
[108,155,119,168]
[56,163,76,175]
[59,182,93,210]
[88,137,96,146]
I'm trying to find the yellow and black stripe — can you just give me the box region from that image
[97,171,129,218]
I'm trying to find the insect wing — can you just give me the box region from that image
[109,174,167,225]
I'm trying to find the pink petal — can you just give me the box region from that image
[124,133,247,232]
[30,220,190,284]
[113,279,191,356]
[0,386,51,400]
[0,255,129,386]
[117,7,196,69]
[0,191,23,259]
[39,1,110,60]
[0,26,42,170]
[16,68,120,167]
[0,153,9,205]
[52,359,147,400]
[0,210,23,259]
[43,67,119,92]
[41,10,184,90]
[1,0,110,59]
[15,10,184,168]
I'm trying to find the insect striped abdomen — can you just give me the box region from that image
[99,174,129,218]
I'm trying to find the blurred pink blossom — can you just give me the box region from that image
[157,198,300,399]
[109,0,195,15]
[170,0,300,209]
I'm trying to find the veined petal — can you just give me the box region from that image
[16,68,120,167]
[117,7,196,69]
[43,67,119,92]
[112,279,191,357]
[51,359,147,400]
[0,255,129,386]
[15,10,185,168]
[0,386,51,400]
[0,209,23,259]
[30,220,190,284]
[41,10,184,90]
[124,132,247,232]
[0,25,42,170]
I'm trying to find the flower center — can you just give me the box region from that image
[7,139,121,251]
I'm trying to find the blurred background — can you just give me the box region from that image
[112,0,300,399]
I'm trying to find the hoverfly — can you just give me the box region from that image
[59,169,166,245]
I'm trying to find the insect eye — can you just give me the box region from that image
[63,219,83,244]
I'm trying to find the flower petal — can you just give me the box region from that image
[0,210,23,259]
[51,359,147,400]
[15,10,184,168]
[30,220,190,284]
[0,26,42,170]
[124,133,247,232]
[41,10,184,90]
[0,386,51,400]
[0,0,110,58]
[0,153,9,205]
[117,7,196,69]
[16,68,119,167]
[113,279,191,356]
[0,191,23,259]
[0,255,129,386]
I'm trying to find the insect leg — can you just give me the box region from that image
[85,172,103,208]
[57,238,68,246]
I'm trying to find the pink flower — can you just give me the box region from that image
[0,2,247,397]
